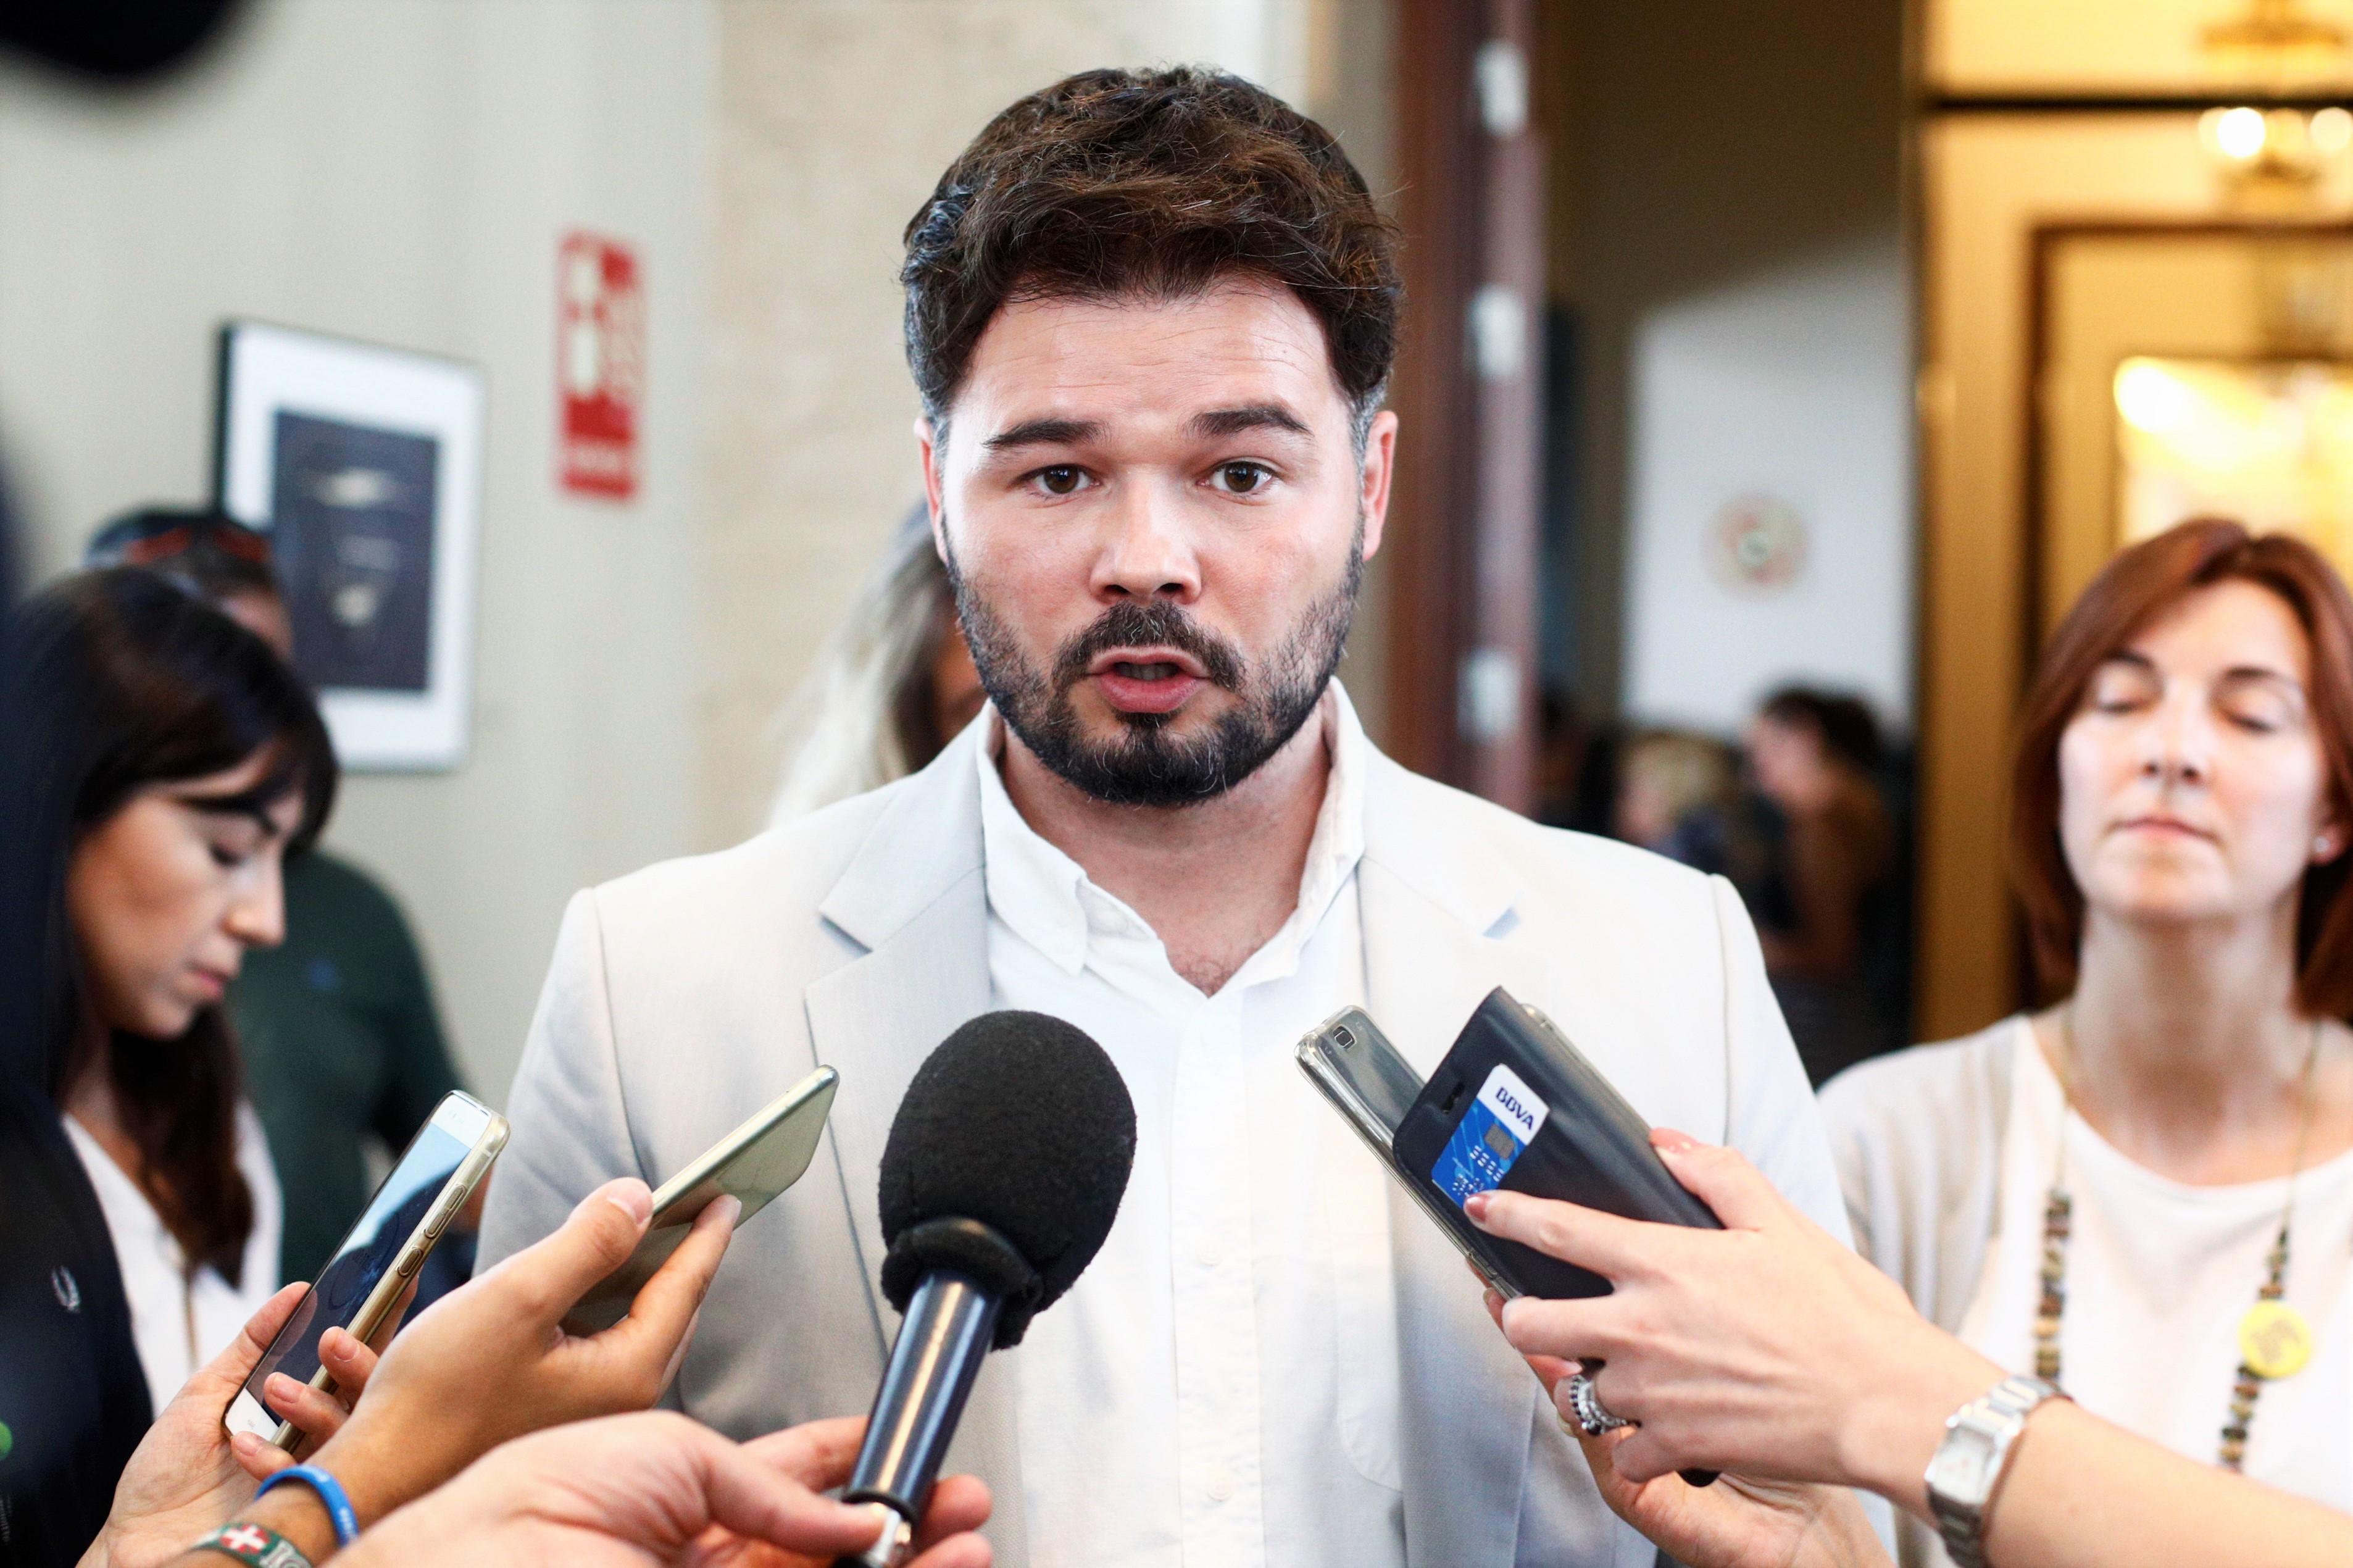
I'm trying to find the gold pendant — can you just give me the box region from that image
[2239,1300,2314,1380]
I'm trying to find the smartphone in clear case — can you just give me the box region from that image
[225,1091,507,1449]
[1299,1001,1592,1300]
[1301,990,1723,1485]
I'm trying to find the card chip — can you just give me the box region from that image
[1430,1063,1553,1209]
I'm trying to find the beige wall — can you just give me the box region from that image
[0,0,1376,1102]
[0,0,718,1106]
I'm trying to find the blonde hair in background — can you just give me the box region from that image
[1621,730,1737,827]
[767,507,954,825]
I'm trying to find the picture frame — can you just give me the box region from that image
[214,320,486,772]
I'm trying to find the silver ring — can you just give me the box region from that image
[1565,1370,1631,1436]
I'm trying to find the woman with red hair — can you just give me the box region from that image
[1460,520,2353,1568]
[1817,519,2353,1558]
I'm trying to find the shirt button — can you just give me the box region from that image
[1206,1464,1235,1502]
[1194,1239,1223,1269]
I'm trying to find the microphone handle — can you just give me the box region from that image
[835,1270,1004,1568]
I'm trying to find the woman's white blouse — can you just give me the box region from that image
[64,1103,283,1416]
[1960,1019,2353,1511]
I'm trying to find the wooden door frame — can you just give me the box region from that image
[1386,0,1545,811]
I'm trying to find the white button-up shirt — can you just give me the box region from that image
[977,684,1407,1568]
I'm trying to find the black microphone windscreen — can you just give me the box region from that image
[877,1010,1136,1345]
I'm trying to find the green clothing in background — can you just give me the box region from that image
[229,851,462,1282]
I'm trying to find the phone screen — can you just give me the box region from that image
[236,1107,481,1409]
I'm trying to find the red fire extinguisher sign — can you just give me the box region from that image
[557,232,643,499]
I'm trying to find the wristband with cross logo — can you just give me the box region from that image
[189,1521,315,1568]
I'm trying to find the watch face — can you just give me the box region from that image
[1928,1427,1995,1501]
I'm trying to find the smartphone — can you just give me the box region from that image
[1300,991,1722,1485]
[560,1066,839,1335]
[1302,991,1718,1299]
[225,1091,507,1447]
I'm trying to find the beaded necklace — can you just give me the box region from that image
[2036,1011,2324,1472]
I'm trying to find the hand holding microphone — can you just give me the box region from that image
[837,1011,1138,1567]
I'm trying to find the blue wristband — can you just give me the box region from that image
[256,1463,360,1547]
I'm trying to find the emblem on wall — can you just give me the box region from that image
[1708,493,1808,594]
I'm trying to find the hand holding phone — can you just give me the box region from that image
[1299,990,1722,1487]
[226,1092,507,1450]
[562,1067,837,1335]
[240,1177,742,1530]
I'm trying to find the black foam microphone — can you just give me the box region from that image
[835,1011,1137,1567]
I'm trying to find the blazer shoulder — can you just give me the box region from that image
[1371,751,1717,901]
[588,778,909,933]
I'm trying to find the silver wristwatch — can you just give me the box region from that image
[1924,1374,2067,1568]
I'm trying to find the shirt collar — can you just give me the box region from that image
[976,682,1369,982]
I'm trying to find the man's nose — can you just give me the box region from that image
[1091,484,1200,604]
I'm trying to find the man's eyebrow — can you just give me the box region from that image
[983,416,1104,452]
[1189,404,1310,441]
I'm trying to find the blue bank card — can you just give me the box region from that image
[1429,1062,1553,1207]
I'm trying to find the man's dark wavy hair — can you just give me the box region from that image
[901,65,1402,449]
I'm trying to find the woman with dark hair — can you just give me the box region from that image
[1746,686,1899,1085]
[1,567,335,1558]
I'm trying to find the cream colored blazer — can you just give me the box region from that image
[481,712,1876,1567]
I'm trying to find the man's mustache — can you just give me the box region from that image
[1051,600,1246,692]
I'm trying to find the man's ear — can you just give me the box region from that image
[1358,409,1399,562]
[916,416,949,561]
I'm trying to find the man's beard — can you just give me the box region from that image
[944,525,1362,809]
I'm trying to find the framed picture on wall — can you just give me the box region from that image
[214,320,486,771]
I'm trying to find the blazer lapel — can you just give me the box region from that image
[802,723,1028,1562]
[1360,752,1544,1568]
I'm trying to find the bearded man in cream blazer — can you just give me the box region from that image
[483,65,1883,1568]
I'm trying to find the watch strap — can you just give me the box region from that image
[189,1522,315,1568]
[1926,1374,2066,1568]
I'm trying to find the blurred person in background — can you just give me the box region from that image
[1614,729,1743,879]
[86,510,469,1293]
[1,467,157,1566]
[767,504,985,824]
[1747,686,1898,1084]
[1,567,335,1558]
[1535,688,1622,837]
[1817,519,2353,1563]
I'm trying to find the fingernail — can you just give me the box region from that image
[1464,1191,1491,1222]
[231,1432,259,1457]
[711,1194,743,1228]
[1651,1127,1700,1154]
[605,1180,653,1225]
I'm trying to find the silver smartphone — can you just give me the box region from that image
[225,1091,507,1446]
[1297,1006,1523,1297]
[560,1066,839,1335]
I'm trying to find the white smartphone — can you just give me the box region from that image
[560,1066,839,1335]
[225,1091,507,1447]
